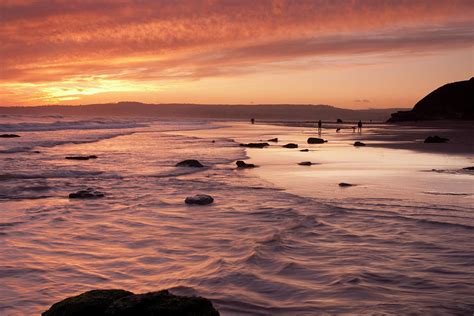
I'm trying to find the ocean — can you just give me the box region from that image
[1,116,473,315]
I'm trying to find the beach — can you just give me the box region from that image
[1,116,473,315]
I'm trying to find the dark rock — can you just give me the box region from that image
[267,138,278,142]
[353,141,366,147]
[282,143,298,148]
[236,160,256,168]
[300,149,309,152]
[69,188,105,199]
[105,290,219,316]
[307,137,326,144]
[185,194,214,205]
[298,161,313,166]
[66,155,98,160]
[175,159,204,168]
[336,119,343,123]
[239,143,269,148]
[42,289,220,316]
[0,134,20,138]
[462,166,474,170]
[424,136,449,143]
[42,289,133,316]
[388,77,474,122]
[339,182,355,187]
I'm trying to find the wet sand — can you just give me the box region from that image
[265,120,474,155]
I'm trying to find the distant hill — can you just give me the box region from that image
[388,78,474,122]
[0,102,404,122]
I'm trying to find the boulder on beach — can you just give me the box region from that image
[0,134,20,138]
[65,155,98,160]
[267,138,278,142]
[339,182,355,187]
[69,188,105,199]
[300,149,309,152]
[175,159,204,168]
[462,166,474,170]
[337,119,343,123]
[236,160,256,168]
[424,136,449,143]
[307,137,326,144]
[42,289,220,316]
[353,141,366,147]
[282,143,298,148]
[298,161,313,166]
[185,194,214,205]
[240,143,269,148]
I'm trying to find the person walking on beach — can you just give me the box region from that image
[357,120,363,133]
[317,120,322,134]
[250,118,255,124]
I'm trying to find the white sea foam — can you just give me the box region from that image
[0,119,147,132]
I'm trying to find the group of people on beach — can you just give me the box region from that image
[317,119,363,133]
[250,117,363,133]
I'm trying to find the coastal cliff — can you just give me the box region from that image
[388,78,474,122]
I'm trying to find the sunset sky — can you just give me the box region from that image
[0,0,473,108]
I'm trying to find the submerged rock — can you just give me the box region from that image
[300,149,309,152]
[298,161,313,166]
[267,138,278,142]
[106,290,219,316]
[424,136,449,143]
[239,143,269,148]
[185,194,214,205]
[282,143,298,148]
[463,166,474,170]
[0,134,20,138]
[69,188,105,199]
[353,141,366,147]
[307,137,326,144]
[175,159,204,168]
[42,289,133,316]
[236,160,256,168]
[65,155,98,160]
[339,182,355,187]
[42,289,220,316]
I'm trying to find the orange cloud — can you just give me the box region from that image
[1,0,473,105]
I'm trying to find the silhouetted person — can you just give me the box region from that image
[317,120,322,135]
[357,120,363,133]
[250,118,255,124]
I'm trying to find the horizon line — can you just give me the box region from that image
[0,101,409,111]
